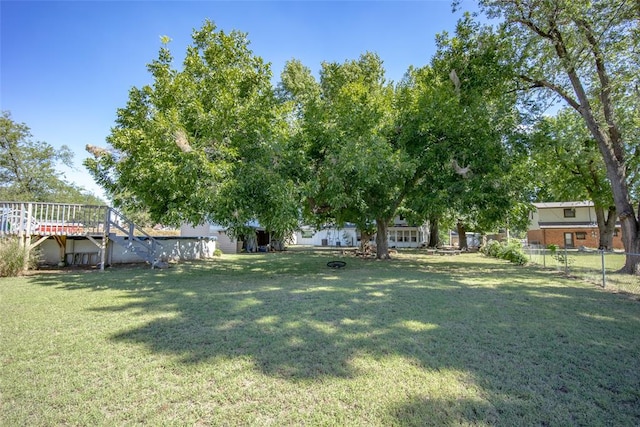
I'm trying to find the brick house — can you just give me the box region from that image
[527,201,623,249]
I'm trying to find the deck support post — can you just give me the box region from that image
[100,208,111,271]
[53,235,67,266]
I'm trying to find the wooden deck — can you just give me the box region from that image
[1,202,161,270]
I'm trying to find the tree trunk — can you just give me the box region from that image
[270,238,286,251]
[360,229,373,252]
[620,230,640,274]
[595,205,616,250]
[590,128,640,271]
[563,37,640,272]
[428,216,439,248]
[456,220,468,251]
[375,219,391,259]
[589,129,640,272]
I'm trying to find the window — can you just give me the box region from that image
[564,208,575,218]
[614,229,620,237]
[576,232,586,240]
[301,230,314,238]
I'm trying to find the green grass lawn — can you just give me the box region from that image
[525,249,640,294]
[2,250,639,426]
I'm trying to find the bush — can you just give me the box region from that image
[546,244,570,266]
[213,248,223,257]
[481,240,502,258]
[0,237,34,277]
[500,241,528,265]
[481,239,527,265]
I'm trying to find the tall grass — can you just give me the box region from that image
[0,237,34,277]
[1,250,639,425]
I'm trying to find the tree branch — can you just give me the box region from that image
[509,2,554,40]
[545,25,605,145]
[518,75,581,110]
[574,18,624,162]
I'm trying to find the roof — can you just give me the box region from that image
[207,220,263,232]
[533,201,594,209]
[537,222,596,229]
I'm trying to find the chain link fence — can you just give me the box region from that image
[523,246,640,295]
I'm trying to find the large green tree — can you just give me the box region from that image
[85,21,299,240]
[281,16,525,256]
[399,16,528,250]
[280,53,415,258]
[475,0,640,272]
[0,111,103,204]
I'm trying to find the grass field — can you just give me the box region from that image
[524,248,640,294]
[2,250,640,426]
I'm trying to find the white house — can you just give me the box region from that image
[0,201,217,268]
[182,215,428,253]
[294,224,358,247]
[387,216,429,249]
[292,217,428,249]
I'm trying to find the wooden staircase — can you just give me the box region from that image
[104,208,161,266]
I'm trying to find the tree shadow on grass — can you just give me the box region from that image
[27,252,640,424]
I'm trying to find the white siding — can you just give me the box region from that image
[180,223,210,237]
[214,230,240,254]
[293,225,428,248]
[292,228,357,247]
[529,210,541,230]
[34,237,217,265]
[388,227,426,248]
[180,223,240,254]
[537,206,596,224]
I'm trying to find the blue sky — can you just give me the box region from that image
[1,1,477,200]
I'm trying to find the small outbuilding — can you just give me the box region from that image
[181,221,274,254]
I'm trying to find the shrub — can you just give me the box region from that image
[213,248,223,257]
[0,237,34,277]
[481,239,527,265]
[499,240,528,265]
[480,240,502,258]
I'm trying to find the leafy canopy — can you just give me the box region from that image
[85,20,298,237]
[0,111,103,204]
[400,16,530,233]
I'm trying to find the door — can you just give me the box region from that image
[564,232,574,249]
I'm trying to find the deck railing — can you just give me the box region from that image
[0,202,108,237]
